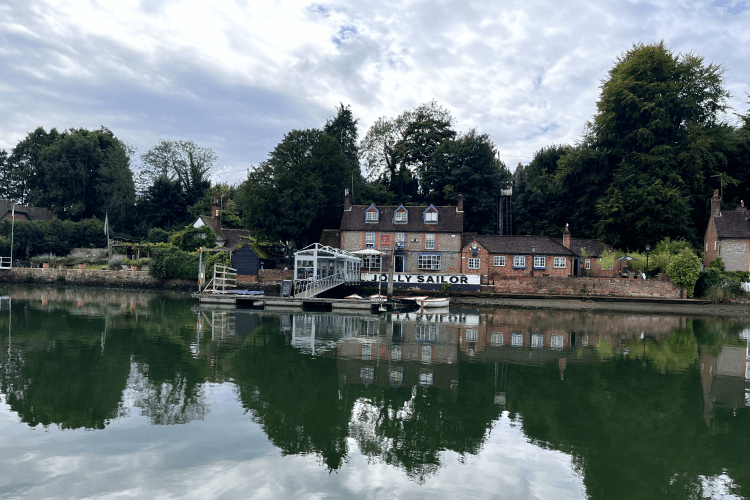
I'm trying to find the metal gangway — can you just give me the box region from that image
[202,264,237,294]
[293,243,362,298]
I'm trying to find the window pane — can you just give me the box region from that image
[425,234,435,250]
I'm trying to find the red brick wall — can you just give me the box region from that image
[704,216,719,267]
[492,276,680,298]
[237,269,292,283]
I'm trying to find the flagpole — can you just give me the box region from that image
[10,204,15,267]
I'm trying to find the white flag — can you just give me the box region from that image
[103,214,109,236]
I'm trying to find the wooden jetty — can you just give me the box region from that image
[191,291,389,312]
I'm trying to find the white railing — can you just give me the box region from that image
[203,264,237,294]
[294,271,347,298]
[0,256,11,270]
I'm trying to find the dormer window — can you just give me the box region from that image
[394,205,408,223]
[365,204,380,223]
[424,205,438,223]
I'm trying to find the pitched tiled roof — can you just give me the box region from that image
[714,209,750,239]
[0,200,55,221]
[552,238,612,258]
[340,205,463,233]
[222,229,250,248]
[467,235,575,256]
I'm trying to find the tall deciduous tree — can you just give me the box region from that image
[360,100,453,183]
[240,129,349,245]
[555,42,730,248]
[139,139,217,205]
[513,145,570,236]
[35,128,135,228]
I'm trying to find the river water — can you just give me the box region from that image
[1,285,749,499]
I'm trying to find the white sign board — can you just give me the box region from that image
[361,273,480,285]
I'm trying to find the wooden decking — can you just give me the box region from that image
[191,292,391,312]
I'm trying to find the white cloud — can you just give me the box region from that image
[0,0,748,181]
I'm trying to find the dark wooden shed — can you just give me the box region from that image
[231,244,274,276]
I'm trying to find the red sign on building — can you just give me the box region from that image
[380,234,390,247]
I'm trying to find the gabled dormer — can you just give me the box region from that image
[393,204,409,224]
[423,205,439,224]
[365,204,380,223]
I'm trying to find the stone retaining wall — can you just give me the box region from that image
[237,269,293,283]
[0,268,193,290]
[492,276,681,298]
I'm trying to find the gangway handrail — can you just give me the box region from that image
[0,256,10,270]
[294,270,348,298]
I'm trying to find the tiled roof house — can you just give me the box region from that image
[704,190,750,272]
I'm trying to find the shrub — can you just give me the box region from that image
[665,248,701,297]
[171,226,216,252]
[146,228,171,244]
[108,254,127,269]
[151,247,200,280]
[203,251,231,279]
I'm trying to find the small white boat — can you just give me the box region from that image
[415,297,450,308]
[394,296,428,306]
[369,294,387,302]
[345,294,363,300]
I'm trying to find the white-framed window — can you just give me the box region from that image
[582,334,589,346]
[511,332,523,347]
[491,333,503,346]
[363,254,381,271]
[361,342,372,360]
[421,345,433,363]
[531,334,544,348]
[494,255,506,267]
[553,257,566,269]
[468,258,480,270]
[513,255,526,268]
[395,232,405,248]
[366,210,378,222]
[389,368,403,385]
[585,259,591,270]
[365,232,375,248]
[415,324,439,342]
[419,370,434,386]
[425,233,436,250]
[418,254,442,270]
[465,328,478,342]
[424,211,438,223]
[533,256,546,269]
[394,210,407,223]
[551,335,564,348]
[391,345,402,361]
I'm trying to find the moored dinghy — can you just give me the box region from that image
[415,297,450,308]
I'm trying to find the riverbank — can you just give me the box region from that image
[454,295,750,317]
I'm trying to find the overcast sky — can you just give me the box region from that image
[1,0,749,184]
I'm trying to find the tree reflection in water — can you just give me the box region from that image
[2,287,750,498]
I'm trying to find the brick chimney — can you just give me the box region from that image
[344,189,352,211]
[711,189,721,217]
[211,195,221,231]
[563,223,571,249]
[457,193,464,213]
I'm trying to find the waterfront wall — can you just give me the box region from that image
[236,269,293,283]
[0,268,193,290]
[492,276,681,298]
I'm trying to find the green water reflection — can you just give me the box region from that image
[1,286,750,499]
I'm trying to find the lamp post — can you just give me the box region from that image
[645,244,650,279]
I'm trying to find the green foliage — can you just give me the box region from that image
[146,227,171,243]
[0,217,106,260]
[239,128,350,245]
[694,260,749,300]
[203,251,232,279]
[138,139,216,204]
[599,248,617,271]
[150,247,200,280]
[171,226,216,252]
[510,42,736,248]
[665,248,702,297]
